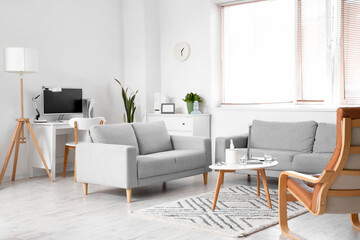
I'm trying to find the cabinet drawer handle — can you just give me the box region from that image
[182,123,185,125]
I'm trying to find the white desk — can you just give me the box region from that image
[27,121,75,180]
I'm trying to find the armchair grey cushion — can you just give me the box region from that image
[90,123,139,154]
[313,123,336,153]
[250,120,318,152]
[132,121,173,155]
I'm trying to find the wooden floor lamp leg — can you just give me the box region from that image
[260,169,272,209]
[212,170,224,210]
[351,213,360,231]
[0,122,22,185]
[26,121,53,182]
[11,123,22,181]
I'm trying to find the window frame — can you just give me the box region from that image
[220,0,335,105]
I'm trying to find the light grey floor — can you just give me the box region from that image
[0,171,359,240]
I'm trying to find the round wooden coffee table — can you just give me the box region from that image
[209,160,278,210]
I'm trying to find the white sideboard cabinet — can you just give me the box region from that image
[146,114,210,137]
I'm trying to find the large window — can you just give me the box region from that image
[297,0,328,101]
[221,0,331,104]
[222,0,296,104]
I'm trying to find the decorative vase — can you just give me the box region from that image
[186,102,193,114]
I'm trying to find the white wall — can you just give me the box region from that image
[159,0,219,113]
[0,0,124,181]
[123,0,161,122]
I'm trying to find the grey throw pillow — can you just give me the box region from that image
[313,123,336,153]
[132,121,173,155]
[90,123,139,155]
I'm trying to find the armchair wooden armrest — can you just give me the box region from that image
[280,171,322,183]
[280,170,335,184]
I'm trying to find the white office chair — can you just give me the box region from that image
[63,117,105,181]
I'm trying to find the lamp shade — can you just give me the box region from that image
[3,47,38,73]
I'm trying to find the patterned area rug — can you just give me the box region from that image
[133,185,307,238]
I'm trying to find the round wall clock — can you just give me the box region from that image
[174,42,190,62]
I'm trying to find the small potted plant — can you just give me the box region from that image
[182,92,203,114]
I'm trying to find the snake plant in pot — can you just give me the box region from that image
[182,92,203,114]
[115,78,138,123]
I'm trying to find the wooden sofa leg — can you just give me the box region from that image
[126,188,132,203]
[203,173,208,184]
[82,183,88,195]
[351,213,360,231]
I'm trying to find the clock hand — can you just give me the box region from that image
[181,48,184,57]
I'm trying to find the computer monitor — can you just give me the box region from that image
[43,88,83,115]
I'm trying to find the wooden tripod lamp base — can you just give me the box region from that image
[0,118,53,184]
[1,48,53,184]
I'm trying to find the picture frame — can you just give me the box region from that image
[161,103,175,114]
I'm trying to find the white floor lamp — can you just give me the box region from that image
[0,48,53,184]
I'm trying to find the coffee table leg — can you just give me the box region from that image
[260,169,272,209]
[257,170,260,196]
[212,170,224,210]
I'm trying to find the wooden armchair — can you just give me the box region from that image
[279,107,360,239]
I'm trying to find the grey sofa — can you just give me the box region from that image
[76,121,211,202]
[215,120,336,177]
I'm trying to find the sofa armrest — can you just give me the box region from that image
[170,135,211,171]
[215,134,248,163]
[76,143,137,189]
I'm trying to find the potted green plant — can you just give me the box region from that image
[182,92,203,114]
[114,78,138,123]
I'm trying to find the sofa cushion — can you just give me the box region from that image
[137,153,177,178]
[292,153,332,174]
[170,150,206,171]
[137,150,206,178]
[250,120,318,152]
[313,123,336,153]
[237,148,300,171]
[90,123,139,154]
[132,121,173,155]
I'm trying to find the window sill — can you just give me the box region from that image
[215,103,338,112]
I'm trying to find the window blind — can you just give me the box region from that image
[297,0,328,101]
[340,0,360,104]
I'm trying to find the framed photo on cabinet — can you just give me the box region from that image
[161,103,175,114]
